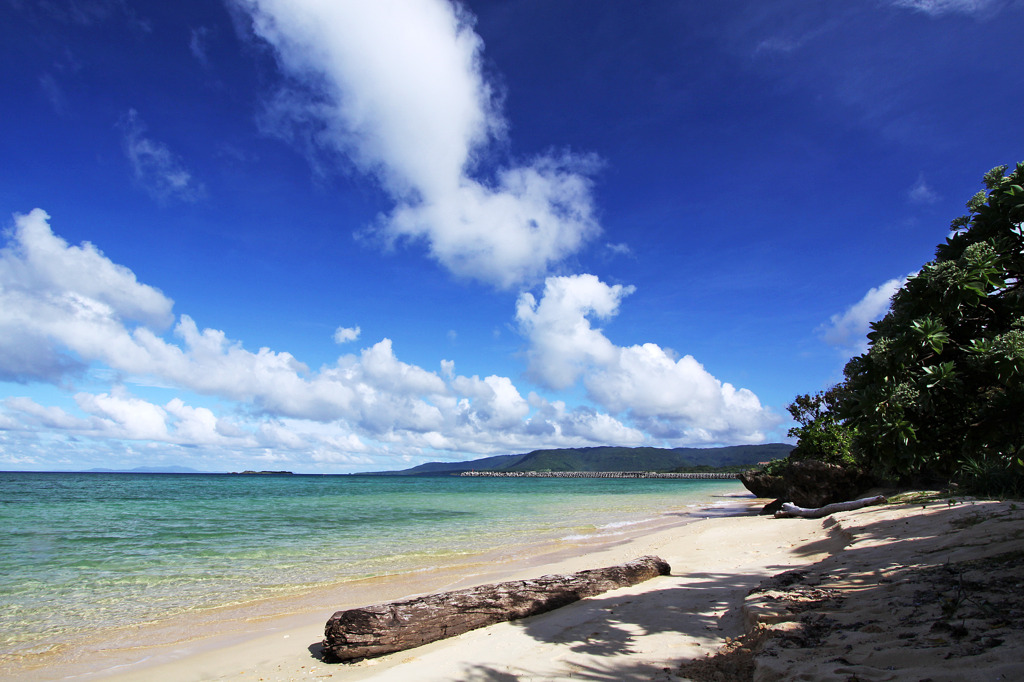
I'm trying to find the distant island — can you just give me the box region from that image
[230,470,295,475]
[358,443,793,477]
[84,466,209,474]
[80,467,295,475]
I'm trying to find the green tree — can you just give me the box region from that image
[839,163,1024,482]
[786,387,855,466]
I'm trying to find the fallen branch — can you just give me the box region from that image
[774,494,887,519]
[322,555,670,662]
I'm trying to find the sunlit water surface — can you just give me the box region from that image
[0,472,746,656]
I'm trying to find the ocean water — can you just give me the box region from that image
[0,472,745,659]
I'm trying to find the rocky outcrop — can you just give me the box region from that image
[740,459,873,509]
[322,555,671,662]
[739,468,791,501]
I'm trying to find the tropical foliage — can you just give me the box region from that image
[786,387,856,466]
[790,163,1024,490]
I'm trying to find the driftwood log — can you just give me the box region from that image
[774,494,887,519]
[322,555,671,662]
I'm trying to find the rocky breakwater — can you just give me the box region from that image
[460,471,739,479]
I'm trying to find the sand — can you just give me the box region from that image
[10,493,1024,682]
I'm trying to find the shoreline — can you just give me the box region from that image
[1,492,752,681]
[10,492,1024,681]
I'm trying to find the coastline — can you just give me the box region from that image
[10,492,1024,681]
[1,490,750,681]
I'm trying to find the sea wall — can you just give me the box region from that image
[459,471,739,479]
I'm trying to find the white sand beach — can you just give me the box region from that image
[12,494,1024,682]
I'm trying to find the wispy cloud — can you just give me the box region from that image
[887,0,1004,17]
[818,275,912,355]
[605,242,633,257]
[754,35,804,56]
[120,109,205,203]
[908,173,940,204]
[38,74,67,114]
[235,0,600,289]
[189,26,211,64]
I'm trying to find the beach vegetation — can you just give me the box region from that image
[838,162,1024,492]
[782,163,1024,497]
[785,387,856,467]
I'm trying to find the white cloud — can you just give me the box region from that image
[0,210,779,471]
[517,274,779,445]
[75,388,170,441]
[333,325,360,343]
[2,397,86,430]
[235,0,600,288]
[516,274,631,390]
[586,345,774,444]
[120,109,205,203]
[818,275,911,354]
[452,374,530,430]
[558,407,647,446]
[3,209,173,326]
[0,209,174,382]
[888,0,1003,16]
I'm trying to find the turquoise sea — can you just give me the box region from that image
[0,472,746,663]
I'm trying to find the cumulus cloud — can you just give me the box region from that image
[235,0,600,288]
[120,109,205,202]
[818,275,911,354]
[333,325,360,343]
[2,397,86,430]
[516,274,630,390]
[0,210,659,469]
[76,388,171,441]
[451,374,530,430]
[517,275,779,444]
[0,209,174,382]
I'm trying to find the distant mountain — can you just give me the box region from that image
[83,465,208,474]
[361,444,792,476]
[369,453,529,476]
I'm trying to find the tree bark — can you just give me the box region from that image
[322,555,671,662]
[774,494,887,519]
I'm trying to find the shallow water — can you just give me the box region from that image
[0,472,745,657]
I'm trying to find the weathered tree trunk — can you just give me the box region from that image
[774,494,886,519]
[322,555,671,662]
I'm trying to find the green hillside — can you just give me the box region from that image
[363,444,792,476]
[507,447,689,472]
[367,453,528,476]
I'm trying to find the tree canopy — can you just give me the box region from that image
[786,386,855,467]
[793,163,1024,487]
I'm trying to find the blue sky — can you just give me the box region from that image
[1,0,1021,473]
